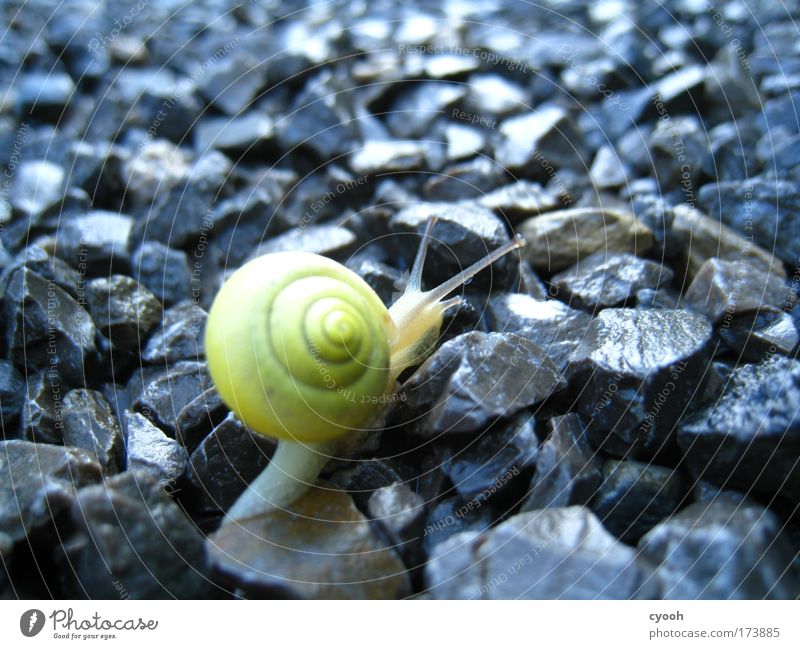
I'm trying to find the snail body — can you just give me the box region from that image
[205,219,524,523]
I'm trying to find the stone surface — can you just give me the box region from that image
[133,361,211,435]
[209,486,412,599]
[639,501,800,599]
[349,139,429,175]
[0,361,24,427]
[21,372,64,445]
[62,389,125,473]
[195,112,275,155]
[552,251,673,311]
[124,411,188,486]
[719,307,799,361]
[677,356,800,500]
[0,440,101,544]
[568,308,713,456]
[55,211,134,274]
[478,180,562,224]
[591,459,684,545]
[131,242,193,306]
[518,207,653,273]
[141,301,206,364]
[368,482,426,568]
[426,507,657,599]
[423,157,504,201]
[393,332,565,436]
[58,471,215,598]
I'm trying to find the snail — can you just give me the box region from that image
[205,218,525,523]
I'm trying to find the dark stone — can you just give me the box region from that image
[487,293,593,372]
[440,412,539,501]
[590,145,629,189]
[0,361,24,428]
[719,307,799,361]
[62,390,125,474]
[21,372,63,445]
[194,112,275,156]
[133,361,211,435]
[0,440,101,545]
[1,244,81,300]
[568,308,713,456]
[252,224,357,259]
[552,251,674,311]
[426,507,657,599]
[55,211,134,275]
[390,202,518,289]
[518,207,654,273]
[58,471,215,598]
[5,268,97,384]
[199,52,266,115]
[698,179,800,264]
[653,64,707,111]
[123,411,187,487]
[120,140,192,207]
[175,387,228,453]
[183,412,275,513]
[495,105,586,173]
[423,157,505,201]
[421,494,499,556]
[521,414,601,512]
[648,115,709,190]
[18,71,75,120]
[350,139,429,175]
[141,302,205,364]
[367,482,426,568]
[591,459,684,545]
[85,276,161,352]
[386,81,466,139]
[684,258,790,323]
[131,242,193,306]
[394,332,564,436]
[638,501,800,598]
[208,486,411,598]
[478,180,562,225]
[347,257,404,305]
[677,356,800,500]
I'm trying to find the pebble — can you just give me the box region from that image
[55,210,134,274]
[199,52,266,115]
[124,411,188,487]
[133,361,212,435]
[194,112,275,156]
[423,157,505,201]
[141,301,206,364]
[386,81,466,139]
[17,71,75,120]
[349,139,429,175]
[131,242,193,306]
[368,482,426,568]
[0,361,24,426]
[719,307,799,361]
[62,389,125,474]
[478,180,562,224]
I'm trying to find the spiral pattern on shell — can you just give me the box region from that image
[205,252,394,443]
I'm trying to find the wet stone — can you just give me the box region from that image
[478,180,561,224]
[591,459,684,545]
[133,361,211,435]
[394,332,564,437]
[568,308,713,456]
[209,486,412,599]
[0,440,101,545]
[521,414,601,512]
[124,411,188,487]
[684,258,791,323]
[85,276,162,352]
[62,390,125,474]
[638,501,800,599]
[141,302,205,364]
[183,412,275,514]
[677,356,800,500]
[131,242,193,306]
[55,211,134,274]
[518,207,653,273]
[367,482,426,569]
[349,140,429,175]
[5,267,97,383]
[175,387,228,453]
[21,372,63,445]
[719,307,799,361]
[59,471,214,598]
[426,507,657,599]
[486,293,593,372]
[0,361,24,427]
[552,251,674,312]
[495,105,585,174]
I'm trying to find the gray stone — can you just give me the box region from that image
[121,140,192,206]
[209,486,411,598]
[423,157,504,201]
[684,258,791,323]
[0,440,101,544]
[426,507,657,599]
[199,52,266,115]
[21,372,63,445]
[133,361,211,435]
[719,307,799,361]
[349,140,429,175]
[347,257,404,305]
[591,459,684,545]
[184,412,275,513]
[590,145,629,189]
[421,493,499,556]
[521,414,601,512]
[464,73,527,116]
[552,251,673,311]
[368,482,426,568]
[175,387,228,452]
[131,242,193,306]
[444,124,487,162]
[568,309,713,456]
[194,112,275,155]
[59,471,214,598]
[518,207,653,273]
[56,211,134,274]
[0,361,24,427]
[386,81,466,138]
[2,244,81,300]
[18,71,75,119]
[141,301,205,364]
[252,224,356,259]
[478,180,562,224]
[394,332,565,436]
[62,390,125,473]
[124,411,187,487]
[639,501,800,598]
[10,160,66,217]
[85,275,161,352]
[487,293,593,372]
[677,356,800,500]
